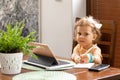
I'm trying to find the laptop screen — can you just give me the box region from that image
[24,42,74,70]
[28,53,58,67]
[29,42,59,65]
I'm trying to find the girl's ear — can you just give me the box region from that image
[93,34,97,40]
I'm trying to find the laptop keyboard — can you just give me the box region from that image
[57,60,70,65]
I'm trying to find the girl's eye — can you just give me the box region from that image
[85,33,89,36]
[77,32,81,36]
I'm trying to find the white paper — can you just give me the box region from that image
[74,63,94,68]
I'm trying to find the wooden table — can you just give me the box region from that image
[1,56,120,80]
[0,66,120,80]
[66,67,120,80]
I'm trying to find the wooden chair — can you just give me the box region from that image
[98,20,115,65]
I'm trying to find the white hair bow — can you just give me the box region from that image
[87,16,102,29]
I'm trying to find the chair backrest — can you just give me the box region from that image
[98,20,115,65]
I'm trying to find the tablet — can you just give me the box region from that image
[24,42,74,70]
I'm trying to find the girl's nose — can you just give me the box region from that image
[79,35,84,38]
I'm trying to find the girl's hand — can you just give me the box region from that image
[80,54,90,63]
[74,55,81,63]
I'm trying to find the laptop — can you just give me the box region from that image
[24,42,74,70]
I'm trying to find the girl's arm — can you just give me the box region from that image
[80,47,102,64]
[93,47,102,64]
[72,45,81,63]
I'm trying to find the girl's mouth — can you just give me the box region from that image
[79,40,85,43]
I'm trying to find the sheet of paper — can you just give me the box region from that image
[74,63,94,68]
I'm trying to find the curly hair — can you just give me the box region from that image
[74,16,102,44]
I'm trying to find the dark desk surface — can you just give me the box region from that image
[0,67,120,80]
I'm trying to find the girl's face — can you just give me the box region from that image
[76,26,97,48]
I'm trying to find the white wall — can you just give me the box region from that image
[40,0,86,58]
[72,0,86,21]
[40,0,73,58]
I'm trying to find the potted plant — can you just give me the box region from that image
[0,21,36,74]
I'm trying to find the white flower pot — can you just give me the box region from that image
[0,52,23,74]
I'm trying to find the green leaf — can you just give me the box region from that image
[0,21,37,59]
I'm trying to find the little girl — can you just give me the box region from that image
[72,16,102,64]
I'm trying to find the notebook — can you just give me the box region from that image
[24,42,74,70]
